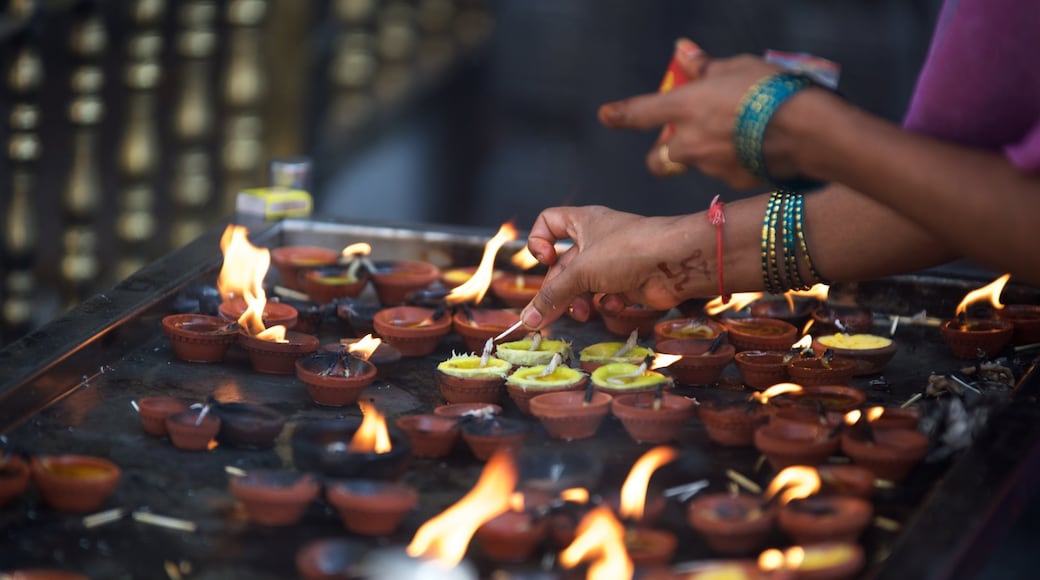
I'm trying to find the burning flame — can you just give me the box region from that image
[763,466,821,506]
[749,382,804,405]
[786,283,830,307]
[619,446,677,520]
[560,487,589,504]
[445,222,518,305]
[705,292,763,316]
[407,449,518,567]
[866,406,885,422]
[349,400,391,454]
[510,246,540,271]
[845,406,884,426]
[955,273,1010,316]
[217,225,268,303]
[340,242,371,258]
[801,319,815,336]
[560,506,633,580]
[650,353,682,370]
[347,334,382,360]
[759,546,806,572]
[791,335,813,351]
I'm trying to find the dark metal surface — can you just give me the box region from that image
[1,217,1039,579]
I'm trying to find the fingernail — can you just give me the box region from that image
[522,308,543,329]
[676,38,702,62]
[600,104,623,123]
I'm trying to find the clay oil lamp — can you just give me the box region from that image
[490,243,543,309]
[517,448,604,497]
[433,402,502,419]
[786,344,857,387]
[750,284,829,328]
[734,350,791,391]
[697,383,801,447]
[770,385,867,415]
[436,340,512,404]
[406,449,519,569]
[228,469,319,526]
[302,243,373,305]
[336,299,381,337]
[778,493,873,545]
[610,446,679,566]
[657,335,735,386]
[940,273,1015,358]
[161,313,238,363]
[370,259,441,306]
[723,317,799,353]
[653,316,728,345]
[395,414,460,458]
[209,400,286,449]
[296,335,380,406]
[505,352,588,414]
[997,302,1040,345]
[270,244,339,292]
[333,336,402,367]
[758,543,865,580]
[560,505,634,579]
[578,330,655,373]
[291,403,411,480]
[687,491,776,556]
[594,294,668,338]
[295,538,368,580]
[0,453,31,507]
[591,353,677,397]
[530,387,612,441]
[440,265,483,289]
[135,396,189,437]
[840,407,929,481]
[237,295,320,374]
[754,418,840,471]
[165,406,221,451]
[811,303,874,336]
[326,479,419,536]
[216,225,299,330]
[30,454,121,512]
[461,416,529,461]
[372,305,452,357]
[496,332,573,367]
[475,491,549,563]
[612,389,696,444]
[811,332,898,376]
[869,405,920,430]
[816,464,876,499]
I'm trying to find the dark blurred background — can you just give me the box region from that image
[0,0,942,343]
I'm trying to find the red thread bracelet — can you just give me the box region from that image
[708,194,729,303]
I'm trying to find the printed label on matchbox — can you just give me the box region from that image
[235,187,313,220]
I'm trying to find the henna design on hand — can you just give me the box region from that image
[657,250,711,293]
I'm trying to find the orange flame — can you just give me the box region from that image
[758,546,806,572]
[955,273,1010,316]
[749,382,804,405]
[843,409,861,426]
[349,400,391,454]
[508,492,526,512]
[801,319,815,336]
[619,446,677,520]
[347,334,382,360]
[788,283,830,302]
[763,466,821,506]
[445,222,518,305]
[340,242,371,258]
[560,487,589,504]
[510,246,540,271]
[650,353,682,370]
[866,406,885,422]
[705,292,763,316]
[406,449,518,567]
[791,335,813,351]
[560,506,633,580]
[217,225,269,303]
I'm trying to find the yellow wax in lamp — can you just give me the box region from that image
[817,333,893,350]
[313,272,360,285]
[507,365,585,390]
[496,338,572,367]
[591,363,670,391]
[579,342,655,366]
[437,354,511,379]
[684,564,754,580]
[797,543,859,571]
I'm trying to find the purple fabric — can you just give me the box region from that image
[903,0,1040,172]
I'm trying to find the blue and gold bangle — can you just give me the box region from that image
[761,192,785,294]
[781,193,810,291]
[792,193,830,285]
[734,72,825,194]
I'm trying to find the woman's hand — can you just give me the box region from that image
[598,39,788,188]
[520,206,705,329]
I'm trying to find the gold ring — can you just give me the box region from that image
[659,144,687,176]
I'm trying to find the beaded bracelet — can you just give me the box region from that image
[734,72,825,194]
[760,192,785,294]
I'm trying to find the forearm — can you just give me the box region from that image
[775,90,1040,285]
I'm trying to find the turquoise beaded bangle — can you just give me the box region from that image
[734,72,825,194]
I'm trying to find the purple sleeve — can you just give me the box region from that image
[903,0,1040,173]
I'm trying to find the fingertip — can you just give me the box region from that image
[598,103,624,126]
[521,306,543,330]
[567,298,591,323]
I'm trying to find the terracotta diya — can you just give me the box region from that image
[161,313,238,363]
[326,479,419,536]
[394,414,460,458]
[476,509,549,563]
[687,493,775,555]
[733,350,790,390]
[653,316,727,345]
[505,354,587,414]
[578,330,654,373]
[30,454,121,512]
[812,333,898,376]
[433,402,502,419]
[239,329,321,375]
[778,495,873,545]
[491,273,543,309]
[786,356,857,387]
[656,339,735,385]
[452,308,526,354]
[369,260,441,306]
[593,294,667,338]
[816,464,876,499]
[529,390,612,441]
[696,399,764,447]
[760,542,865,580]
[436,351,511,404]
[811,304,874,335]
[303,266,370,305]
[590,361,673,397]
[997,303,1040,345]
[0,454,31,507]
[270,245,339,292]
[296,350,377,407]
[210,401,286,449]
[771,385,867,414]
[290,417,411,480]
[219,298,299,331]
[723,317,799,352]
[228,469,319,526]
[841,427,930,481]
[495,335,573,367]
[372,305,452,357]
[612,391,697,444]
[460,417,529,461]
[940,317,1014,359]
[754,421,840,470]
[165,408,222,451]
[294,538,368,580]
[136,396,190,437]
[750,296,820,328]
